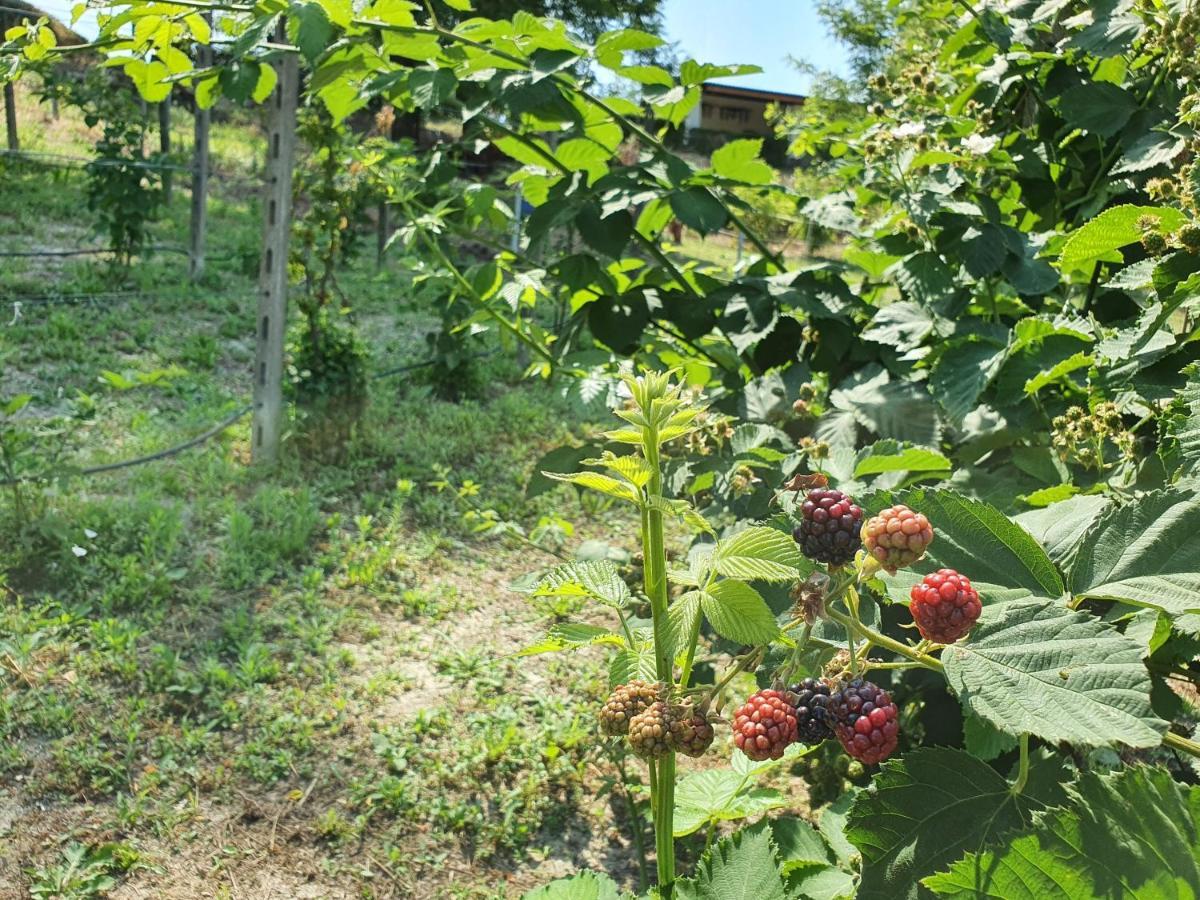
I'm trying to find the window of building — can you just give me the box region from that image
[719,106,751,123]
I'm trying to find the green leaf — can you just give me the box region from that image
[1014,494,1111,568]
[847,747,1061,900]
[1059,205,1188,275]
[757,816,834,873]
[861,301,936,351]
[518,623,625,656]
[408,68,456,109]
[710,138,773,185]
[928,341,1006,426]
[522,870,630,899]
[1059,82,1137,137]
[700,580,780,645]
[673,769,788,837]
[290,1,334,63]
[942,597,1165,747]
[1167,367,1200,475]
[532,559,632,609]
[251,63,277,103]
[924,766,1200,899]
[832,368,941,447]
[1023,351,1093,394]
[891,490,1064,597]
[541,471,640,504]
[670,188,729,234]
[1068,490,1200,627]
[675,825,789,900]
[710,526,803,581]
[854,444,951,478]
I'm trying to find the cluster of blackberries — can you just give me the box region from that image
[732,677,900,765]
[599,681,715,759]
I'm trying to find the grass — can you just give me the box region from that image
[0,79,650,898]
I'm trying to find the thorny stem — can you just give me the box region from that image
[617,755,649,892]
[1164,731,1200,760]
[640,424,675,893]
[824,606,945,673]
[1011,733,1030,795]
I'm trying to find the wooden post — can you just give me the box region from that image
[158,89,172,203]
[3,82,18,151]
[189,27,212,281]
[376,201,388,270]
[251,27,298,464]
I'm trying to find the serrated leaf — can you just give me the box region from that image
[1014,494,1111,568]
[541,471,640,504]
[518,623,625,656]
[1023,351,1093,393]
[862,301,937,351]
[531,559,632,609]
[675,825,789,900]
[647,495,716,537]
[1068,490,1200,626]
[891,490,1064,597]
[854,444,951,478]
[924,766,1200,899]
[1059,205,1188,274]
[667,590,702,661]
[710,526,803,581]
[523,869,631,899]
[609,644,656,688]
[581,451,653,488]
[710,138,774,185]
[848,747,1062,900]
[942,597,1165,747]
[701,580,780,645]
[929,340,1006,425]
[673,769,788,837]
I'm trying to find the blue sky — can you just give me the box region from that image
[661,0,848,95]
[32,0,848,95]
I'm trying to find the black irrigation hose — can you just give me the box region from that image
[0,404,253,486]
[0,348,501,484]
[0,149,195,173]
[0,245,242,262]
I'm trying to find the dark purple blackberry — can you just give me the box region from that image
[793,488,863,566]
[788,677,834,744]
[828,678,899,765]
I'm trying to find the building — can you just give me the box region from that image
[685,83,806,139]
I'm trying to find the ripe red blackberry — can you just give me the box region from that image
[669,706,715,758]
[861,504,933,573]
[599,681,658,736]
[828,678,899,765]
[793,488,863,566]
[628,701,673,758]
[788,677,834,744]
[733,688,798,761]
[909,568,981,643]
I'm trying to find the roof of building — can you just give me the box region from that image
[0,0,88,45]
[702,82,806,106]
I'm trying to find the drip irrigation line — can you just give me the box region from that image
[0,148,196,173]
[0,403,252,486]
[0,348,500,484]
[0,244,240,261]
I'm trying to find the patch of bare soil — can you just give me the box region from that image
[3,532,644,899]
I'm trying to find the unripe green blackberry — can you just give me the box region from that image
[1142,231,1168,254]
[628,701,673,758]
[1176,223,1200,253]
